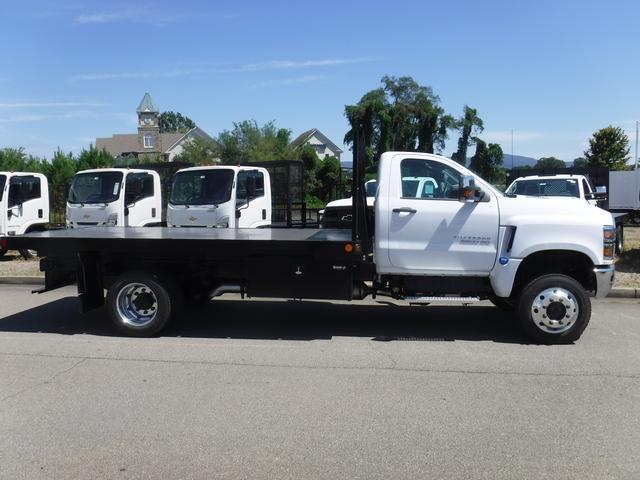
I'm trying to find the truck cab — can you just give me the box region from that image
[375,153,614,307]
[0,172,49,256]
[167,166,271,228]
[66,168,161,227]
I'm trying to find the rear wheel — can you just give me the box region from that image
[106,272,181,336]
[516,274,591,344]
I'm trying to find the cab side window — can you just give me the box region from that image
[236,170,265,206]
[125,173,154,204]
[8,176,41,208]
[400,158,461,200]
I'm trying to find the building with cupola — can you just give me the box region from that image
[95,93,214,162]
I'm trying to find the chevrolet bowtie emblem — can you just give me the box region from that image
[83,214,91,219]
[189,216,197,222]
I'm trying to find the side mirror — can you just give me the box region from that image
[596,186,607,194]
[7,209,12,219]
[459,176,484,203]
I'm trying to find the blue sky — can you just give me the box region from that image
[1,0,639,164]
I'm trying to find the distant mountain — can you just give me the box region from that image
[342,153,538,170]
[502,154,538,169]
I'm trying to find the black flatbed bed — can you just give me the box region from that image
[8,226,354,257]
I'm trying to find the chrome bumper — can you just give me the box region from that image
[593,265,615,298]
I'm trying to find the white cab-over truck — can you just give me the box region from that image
[167,166,272,228]
[66,168,162,228]
[0,172,49,257]
[4,145,616,344]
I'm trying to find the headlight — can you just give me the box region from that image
[106,214,118,226]
[603,225,615,260]
[215,216,229,228]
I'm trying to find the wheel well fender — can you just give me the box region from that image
[513,250,595,295]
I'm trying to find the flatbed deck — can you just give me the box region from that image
[9,226,351,249]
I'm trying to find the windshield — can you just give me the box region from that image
[507,178,580,198]
[170,169,234,206]
[365,180,377,197]
[0,175,5,202]
[68,171,123,204]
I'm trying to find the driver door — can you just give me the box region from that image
[386,156,499,275]
[124,173,157,226]
[7,175,44,232]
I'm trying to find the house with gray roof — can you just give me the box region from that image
[96,93,214,162]
[289,128,343,161]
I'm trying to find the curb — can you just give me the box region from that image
[0,277,638,298]
[607,288,640,299]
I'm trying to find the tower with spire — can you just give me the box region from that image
[137,92,160,153]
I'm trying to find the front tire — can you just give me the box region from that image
[516,274,591,344]
[0,247,7,257]
[106,272,181,337]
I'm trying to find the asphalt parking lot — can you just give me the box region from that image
[0,285,639,480]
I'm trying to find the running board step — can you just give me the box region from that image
[405,296,481,304]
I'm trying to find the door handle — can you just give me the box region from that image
[392,207,417,214]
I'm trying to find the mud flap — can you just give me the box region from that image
[77,252,104,312]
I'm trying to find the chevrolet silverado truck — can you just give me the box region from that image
[2,136,615,343]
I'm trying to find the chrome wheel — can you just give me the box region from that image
[115,282,159,327]
[530,287,579,334]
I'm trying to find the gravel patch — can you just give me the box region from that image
[0,252,42,277]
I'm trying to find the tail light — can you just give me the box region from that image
[603,226,615,260]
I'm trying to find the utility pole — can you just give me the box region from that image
[635,120,638,170]
[511,129,514,169]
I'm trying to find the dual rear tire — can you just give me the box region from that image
[106,272,182,337]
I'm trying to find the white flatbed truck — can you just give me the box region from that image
[1,135,616,343]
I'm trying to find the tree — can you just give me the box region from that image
[584,126,630,170]
[174,138,220,166]
[451,106,484,166]
[295,144,320,203]
[158,111,196,133]
[76,145,114,171]
[535,157,566,169]
[216,120,292,164]
[0,148,29,172]
[314,156,343,203]
[572,157,588,167]
[43,150,77,185]
[344,75,454,171]
[468,139,504,183]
